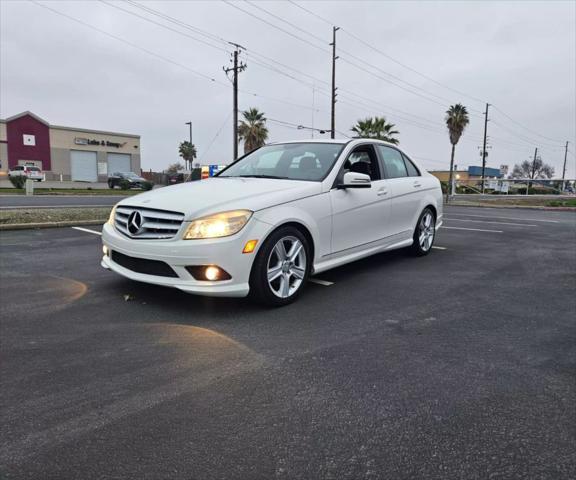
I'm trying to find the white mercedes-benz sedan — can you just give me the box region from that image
[101,139,442,306]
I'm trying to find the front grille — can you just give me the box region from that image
[111,251,178,278]
[115,206,185,239]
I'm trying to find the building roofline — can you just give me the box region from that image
[4,111,50,125]
[50,124,140,138]
[1,111,139,138]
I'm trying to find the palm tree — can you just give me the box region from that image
[178,141,197,170]
[351,116,399,144]
[445,104,469,202]
[238,108,269,154]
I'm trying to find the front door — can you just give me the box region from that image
[329,145,391,255]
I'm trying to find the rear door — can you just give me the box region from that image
[376,145,424,238]
[329,144,391,255]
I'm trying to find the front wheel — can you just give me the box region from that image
[249,226,311,307]
[409,208,436,256]
[108,181,114,189]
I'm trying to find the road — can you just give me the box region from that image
[0,195,125,209]
[1,206,575,479]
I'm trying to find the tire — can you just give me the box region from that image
[249,226,311,307]
[108,181,114,189]
[409,208,436,256]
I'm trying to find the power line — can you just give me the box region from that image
[110,0,475,131]
[222,0,330,54]
[101,0,230,54]
[225,0,477,110]
[199,111,233,163]
[31,0,222,84]
[491,105,565,144]
[288,0,487,105]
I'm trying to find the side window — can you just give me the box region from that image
[343,146,381,181]
[378,146,408,179]
[403,154,421,177]
[15,166,24,171]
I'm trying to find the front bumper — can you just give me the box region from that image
[101,219,271,297]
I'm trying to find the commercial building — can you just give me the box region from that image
[0,111,140,182]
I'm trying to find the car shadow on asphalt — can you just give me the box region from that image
[100,248,419,322]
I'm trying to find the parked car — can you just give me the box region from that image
[167,172,185,185]
[8,165,45,181]
[108,172,149,189]
[102,139,443,306]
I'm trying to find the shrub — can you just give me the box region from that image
[119,179,131,190]
[141,181,154,191]
[9,176,27,189]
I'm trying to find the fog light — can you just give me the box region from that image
[205,266,220,281]
[102,245,109,256]
[242,239,258,254]
[185,265,232,281]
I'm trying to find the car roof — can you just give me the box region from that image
[266,138,401,148]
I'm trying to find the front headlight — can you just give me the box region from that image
[107,206,117,225]
[183,210,252,240]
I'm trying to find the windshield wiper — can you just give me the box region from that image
[236,174,289,179]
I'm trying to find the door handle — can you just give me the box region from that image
[377,188,388,196]
[413,181,422,188]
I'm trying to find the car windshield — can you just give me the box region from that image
[27,167,40,171]
[217,143,345,182]
[122,172,140,179]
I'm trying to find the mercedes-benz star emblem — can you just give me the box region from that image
[127,211,143,235]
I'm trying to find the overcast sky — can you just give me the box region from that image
[1,0,575,177]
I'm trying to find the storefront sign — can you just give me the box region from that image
[74,137,126,148]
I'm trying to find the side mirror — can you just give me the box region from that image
[337,171,371,189]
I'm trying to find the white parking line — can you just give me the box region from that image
[447,212,559,223]
[447,218,537,227]
[432,246,447,250]
[443,226,503,233]
[71,227,102,236]
[309,278,334,286]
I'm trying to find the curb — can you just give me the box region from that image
[0,219,105,231]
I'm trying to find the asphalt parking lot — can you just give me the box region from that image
[1,206,575,480]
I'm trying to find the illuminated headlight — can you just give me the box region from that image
[183,210,252,240]
[107,206,117,225]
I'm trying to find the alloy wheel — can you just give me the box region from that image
[267,236,307,298]
[418,211,435,252]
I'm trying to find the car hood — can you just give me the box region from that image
[117,177,322,220]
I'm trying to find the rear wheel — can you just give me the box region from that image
[410,208,436,256]
[108,181,114,189]
[249,226,311,307]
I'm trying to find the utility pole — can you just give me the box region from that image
[330,26,340,139]
[528,147,538,194]
[185,121,193,170]
[480,103,490,193]
[561,141,569,191]
[223,43,246,161]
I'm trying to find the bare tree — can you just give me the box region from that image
[166,162,185,174]
[511,158,554,179]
